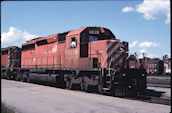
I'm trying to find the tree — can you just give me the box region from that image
[163,54,169,60]
[144,57,151,60]
[128,54,137,61]
[152,58,160,60]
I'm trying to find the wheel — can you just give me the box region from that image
[80,82,85,91]
[84,83,90,92]
[6,71,11,80]
[15,74,19,81]
[112,85,127,97]
[56,76,66,88]
[1,71,7,79]
[115,87,123,97]
[66,81,70,89]
[21,72,27,82]
[15,72,21,81]
[1,71,5,79]
[66,81,73,90]
[97,84,103,93]
[6,75,11,80]
[27,76,31,83]
[18,72,23,81]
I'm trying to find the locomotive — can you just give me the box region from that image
[1,27,147,96]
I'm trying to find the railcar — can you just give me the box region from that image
[163,60,171,75]
[1,27,147,96]
[1,46,21,79]
[129,60,164,75]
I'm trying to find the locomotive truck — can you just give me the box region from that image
[1,27,147,96]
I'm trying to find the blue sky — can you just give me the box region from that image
[1,1,171,59]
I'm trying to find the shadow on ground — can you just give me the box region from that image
[145,89,165,97]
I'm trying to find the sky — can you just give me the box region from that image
[1,0,171,59]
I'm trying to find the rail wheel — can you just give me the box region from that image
[112,85,127,97]
[66,81,73,90]
[1,71,7,79]
[80,82,85,91]
[21,72,27,82]
[84,83,91,92]
[27,75,31,83]
[97,84,103,93]
[6,71,12,80]
[15,72,21,81]
[56,76,66,89]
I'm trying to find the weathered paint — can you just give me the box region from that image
[21,27,129,69]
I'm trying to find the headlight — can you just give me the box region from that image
[142,74,145,76]
[122,74,126,76]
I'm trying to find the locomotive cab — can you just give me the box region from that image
[75,27,128,69]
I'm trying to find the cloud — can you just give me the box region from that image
[129,41,139,48]
[138,49,159,58]
[122,0,170,24]
[122,7,134,12]
[130,41,160,58]
[139,41,160,48]
[139,49,147,53]
[129,41,160,48]
[2,26,39,47]
[146,53,159,58]
[137,49,147,58]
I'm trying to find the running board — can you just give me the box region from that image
[102,88,111,91]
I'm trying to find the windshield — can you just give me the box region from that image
[80,29,116,43]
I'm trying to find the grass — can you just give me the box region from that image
[1,103,15,113]
[147,75,171,85]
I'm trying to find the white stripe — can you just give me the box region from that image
[117,56,124,65]
[106,41,128,68]
[107,42,121,59]
[116,42,128,65]
[107,42,113,49]
[107,40,120,49]
[107,52,122,67]
[111,52,122,64]
[108,42,128,67]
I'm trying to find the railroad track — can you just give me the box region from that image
[87,90,171,106]
[123,95,171,106]
[147,83,171,88]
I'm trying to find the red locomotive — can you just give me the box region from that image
[1,27,147,96]
[21,27,128,69]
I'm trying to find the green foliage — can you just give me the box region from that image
[152,58,160,60]
[144,57,151,60]
[163,54,169,60]
[128,54,137,61]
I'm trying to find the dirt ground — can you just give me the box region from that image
[2,79,171,113]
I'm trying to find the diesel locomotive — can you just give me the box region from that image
[1,27,147,96]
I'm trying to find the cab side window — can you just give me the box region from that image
[70,37,77,48]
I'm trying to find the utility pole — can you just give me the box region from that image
[142,53,145,69]
[135,52,137,69]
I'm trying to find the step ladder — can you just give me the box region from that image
[102,68,114,91]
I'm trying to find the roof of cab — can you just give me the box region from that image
[22,27,106,46]
[66,27,87,37]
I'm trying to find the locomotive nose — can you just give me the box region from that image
[106,40,128,68]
